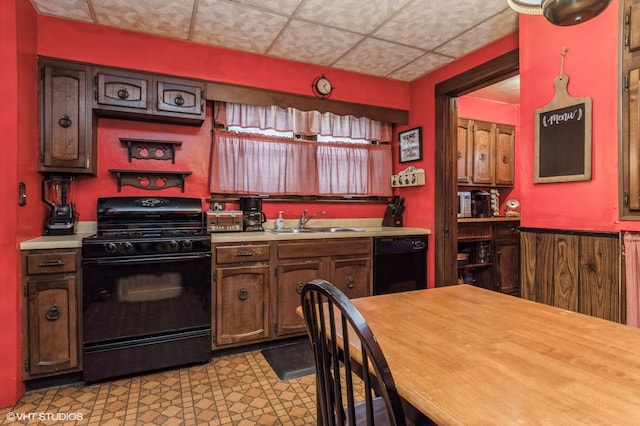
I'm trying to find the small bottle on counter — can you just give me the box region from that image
[276,211,285,230]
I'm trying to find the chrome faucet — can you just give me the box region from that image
[299,209,326,229]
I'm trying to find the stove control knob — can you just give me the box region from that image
[168,240,179,251]
[104,242,118,254]
[182,239,193,251]
[123,242,135,254]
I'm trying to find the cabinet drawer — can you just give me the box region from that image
[216,244,270,264]
[95,69,150,110]
[26,252,77,275]
[278,238,372,259]
[495,223,519,239]
[155,77,205,119]
[458,223,492,240]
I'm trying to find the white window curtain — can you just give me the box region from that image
[222,102,393,142]
[210,130,392,197]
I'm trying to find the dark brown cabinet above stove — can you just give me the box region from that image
[94,67,206,124]
[38,58,207,174]
[39,59,97,175]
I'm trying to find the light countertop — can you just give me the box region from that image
[20,220,430,250]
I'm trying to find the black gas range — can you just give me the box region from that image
[82,196,211,258]
[82,197,212,382]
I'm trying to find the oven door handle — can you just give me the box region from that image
[83,252,211,265]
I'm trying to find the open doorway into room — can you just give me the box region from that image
[433,50,519,286]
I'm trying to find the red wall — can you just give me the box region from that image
[519,2,621,232]
[33,15,408,225]
[398,33,521,286]
[1,0,37,408]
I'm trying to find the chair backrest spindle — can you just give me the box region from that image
[301,279,407,426]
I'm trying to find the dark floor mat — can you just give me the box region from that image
[261,339,315,380]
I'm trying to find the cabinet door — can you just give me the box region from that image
[457,118,473,184]
[215,265,269,346]
[276,260,323,336]
[330,257,371,299]
[40,62,95,174]
[494,124,515,186]
[495,236,520,296]
[471,121,494,185]
[629,67,640,211]
[26,277,79,377]
[155,76,205,121]
[94,68,150,112]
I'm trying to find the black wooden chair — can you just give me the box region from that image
[301,278,409,426]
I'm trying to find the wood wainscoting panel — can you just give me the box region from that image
[520,228,621,323]
[579,235,620,321]
[553,233,579,312]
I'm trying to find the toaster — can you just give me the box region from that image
[206,210,243,232]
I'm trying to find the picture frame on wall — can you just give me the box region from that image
[398,127,422,163]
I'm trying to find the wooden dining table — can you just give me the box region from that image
[341,284,640,425]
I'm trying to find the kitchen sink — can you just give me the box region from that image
[266,227,365,234]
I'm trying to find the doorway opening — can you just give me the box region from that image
[433,50,519,286]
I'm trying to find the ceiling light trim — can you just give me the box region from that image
[507,0,543,15]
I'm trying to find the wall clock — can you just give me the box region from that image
[312,75,333,98]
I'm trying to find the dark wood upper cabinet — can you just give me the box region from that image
[94,67,205,124]
[39,59,96,175]
[622,0,640,217]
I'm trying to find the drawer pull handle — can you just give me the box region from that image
[38,260,64,267]
[238,288,248,301]
[237,251,253,257]
[117,88,130,99]
[46,304,60,321]
[58,115,72,128]
[346,277,355,289]
[296,281,304,294]
[174,94,185,106]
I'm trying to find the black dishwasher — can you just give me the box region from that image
[373,235,427,295]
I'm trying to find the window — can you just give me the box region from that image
[210,103,393,198]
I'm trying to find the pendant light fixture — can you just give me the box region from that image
[507,0,612,26]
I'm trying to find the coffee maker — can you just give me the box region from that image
[471,190,491,218]
[239,197,266,231]
[42,175,77,235]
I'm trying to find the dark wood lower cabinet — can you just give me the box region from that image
[457,220,520,296]
[214,264,270,346]
[21,249,81,379]
[520,229,622,323]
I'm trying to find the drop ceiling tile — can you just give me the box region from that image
[232,0,303,16]
[91,0,194,39]
[333,38,424,78]
[374,0,509,51]
[435,9,518,58]
[294,0,411,34]
[389,52,454,81]
[270,19,364,65]
[192,0,289,53]
[30,0,93,22]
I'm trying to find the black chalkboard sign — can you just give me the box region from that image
[534,75,592,183]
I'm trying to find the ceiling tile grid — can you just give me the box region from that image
[91,0,194,40]
[28,0,520,82]
[192,0,290,52]
[269,20,364,66]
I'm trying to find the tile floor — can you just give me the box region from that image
[0,344,318,425]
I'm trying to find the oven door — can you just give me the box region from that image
[82,252,211,381]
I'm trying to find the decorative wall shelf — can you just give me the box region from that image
[391,166,425,187]
[109,169,191,192]
[119,138,182,163]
